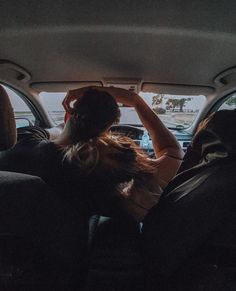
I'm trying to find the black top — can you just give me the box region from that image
[0,126,118,216]
[0,127,61,183]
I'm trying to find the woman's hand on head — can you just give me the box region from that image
[62,91,76,114]
[89,86,141,107]
[62,87,90,113]
[62,86,142,113]
[107,87,141,107]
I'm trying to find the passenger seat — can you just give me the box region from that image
[142,124,236,290]
[0,86,88,291]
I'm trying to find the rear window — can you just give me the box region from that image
[39,91,206,129]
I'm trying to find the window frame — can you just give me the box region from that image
[208,91,236,115]
[0,82,44,127]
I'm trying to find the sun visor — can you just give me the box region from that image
[30,81,103,92]
[141,83,214,95]
[0,60,31,83]
[214,67,236,87]
[103,78,141,94]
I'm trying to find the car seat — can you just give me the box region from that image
[87,214,144,291]
[0,85,89,290]
[142,112,236,290]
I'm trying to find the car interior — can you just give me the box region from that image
[0,0,236,290]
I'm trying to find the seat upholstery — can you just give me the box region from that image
[0,171,55,290]
[0,171,90,290]
[87,215,144,291]
[0,85,90,290]
[142,115,236,290]
[143,159,236,287]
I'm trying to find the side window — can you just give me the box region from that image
[218,93,236,111]
[2,85,36,128]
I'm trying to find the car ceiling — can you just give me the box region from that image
[0,0,236,88]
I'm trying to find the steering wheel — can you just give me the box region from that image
[110,125,155,157]
[110,124,144,140]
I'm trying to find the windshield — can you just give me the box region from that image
[39,91,206,129]
[121,92,206,129]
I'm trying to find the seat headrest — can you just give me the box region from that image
[178,110,236,172]
[0,85,16,150]
[193,110,236,159]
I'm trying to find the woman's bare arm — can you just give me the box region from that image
[94,87,184,159]
[63,86,184,159]
[45,123,64,140]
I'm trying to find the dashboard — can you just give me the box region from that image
[15,122,192,155]
[110,125,192,154]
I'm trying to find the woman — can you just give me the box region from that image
[0,86,182,288]
[0,87,183,220]
[61,86,184,221]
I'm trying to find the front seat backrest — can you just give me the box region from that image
[0,85,16,150]
[142,111,236,288]
[143,159,236,275]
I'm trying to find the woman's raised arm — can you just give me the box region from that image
[63,86,184,160]
[96,87,183,160]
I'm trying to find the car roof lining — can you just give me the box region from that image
[1,30,235,87]
[1,0,236,90]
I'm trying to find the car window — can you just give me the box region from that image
[39,91,206,129]
[39,92,66,124]
[2,85,36,128]
[218,93,236,111]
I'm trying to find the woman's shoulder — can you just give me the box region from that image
[149,154,183,189]
[16,126,60,162]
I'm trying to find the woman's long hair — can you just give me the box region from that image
[63,89,156,185]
